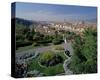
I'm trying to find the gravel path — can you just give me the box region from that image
[16,42,73,58]
[63,41,73,75]
[63,57,73,75]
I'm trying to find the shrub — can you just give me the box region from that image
[38,40,52,44]
[69,28,97,74]
[54,45,64,50]
[52,39,63,45]
[16,41,32,48]
[39,51,63,67]
[32,42,39,46]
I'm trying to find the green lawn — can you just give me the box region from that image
[16,43,51,53]
[16,45,35,53]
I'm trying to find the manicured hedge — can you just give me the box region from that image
[16,41,32,48]
[52,39,63,45]
[37,40,52,44]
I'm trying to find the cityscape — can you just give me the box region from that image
[13,2,97,78]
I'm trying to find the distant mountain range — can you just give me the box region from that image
[12,17,39,26]
[15,18,35,26]
[12,18,51,26]
[12,17,97,27]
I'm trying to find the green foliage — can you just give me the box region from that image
[33,32,44,41]
[28,51,65,76]
[69,28,97,74]
[43,35,53,42]
[52,38,63,45]
[39,51,64,67]
[54,45,64,50]
[16,23,36,48]
[65,31,76,40]
[32,42,39,46]
[16,34,25,41]
[82,28,97,60]
[16,23,64,49]
[40,51,55,62]
[16,41,32,48]
[84,59,97,73]
[28,58,64,76]
[25,32,33,41]
[43,63,64,76]
[16,45,35,53]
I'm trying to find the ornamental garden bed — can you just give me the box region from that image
[27,50,66,76]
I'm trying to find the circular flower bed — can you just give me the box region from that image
[39,51,64,67]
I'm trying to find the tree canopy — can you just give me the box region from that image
[69,28,97,74]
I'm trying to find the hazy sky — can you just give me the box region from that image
[15,2,97,22]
